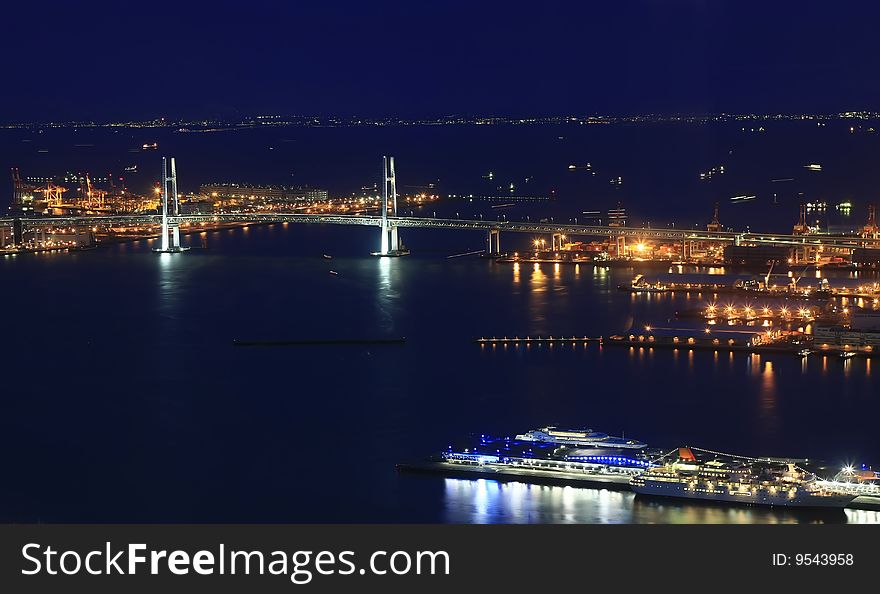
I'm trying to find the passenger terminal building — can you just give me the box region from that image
[814,308,880,349]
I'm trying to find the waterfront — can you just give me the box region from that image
[1,222,879,523]
[6,118,880,233]
[439,479,880,524]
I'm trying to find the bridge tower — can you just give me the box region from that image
[170,157,180,216]
[153,157,188,253]
[373,156,409,257]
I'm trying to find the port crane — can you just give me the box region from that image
[789,263,828,293]
[10,167,39,207]
[789,263,812,290]
[864,204,879,239]
[763,261,774,289]
[35,181,68,207]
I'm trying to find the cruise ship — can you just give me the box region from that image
[515,426,648,452]
[630,448,856,508]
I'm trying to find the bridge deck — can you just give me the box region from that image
[3,213,879,248]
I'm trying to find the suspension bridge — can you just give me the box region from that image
[5,156,880,255]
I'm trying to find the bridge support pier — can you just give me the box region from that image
[378,221,401,255]
[160,216,169,251]
[13,219,23,245]
[551,232,566,251]
[372,156,409,257]
[486,228,501,256]
[159,222,183,252]
[153,157,189,253]
[615,234,626,258]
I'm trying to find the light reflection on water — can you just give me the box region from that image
[758,360,777,438]
[376,256,397,328]
[442,479,880,524]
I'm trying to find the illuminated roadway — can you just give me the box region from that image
[3,213,880,249]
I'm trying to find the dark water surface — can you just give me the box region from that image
[1,223,878,523]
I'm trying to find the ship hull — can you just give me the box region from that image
[632,481,855,508]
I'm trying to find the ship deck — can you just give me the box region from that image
[397,461,880,512]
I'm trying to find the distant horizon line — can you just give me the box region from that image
[3,110,880,128]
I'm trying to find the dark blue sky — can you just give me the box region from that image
[3,1,879,121]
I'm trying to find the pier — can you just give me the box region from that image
[474,332,878,359]
[397,459,634,490]
[475,336,601,345]
[396,459,880,511]
[233,337,406,347]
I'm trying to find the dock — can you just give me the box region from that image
[397,460,634,490]
[605,337,878,358]
[396,460,880,511]
[475,333,876,359]
[475,336,602,345]
[233,337,406,347]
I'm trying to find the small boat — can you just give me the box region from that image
[329,270,338,276]
[840,351,856,359]
[797,349,812,357]
[322,254,333,260]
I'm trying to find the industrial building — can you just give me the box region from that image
[813,325,880,349]
[813,306,880,349]
[723,245,791,266]
[852,247,880,266]
[851,308,880,331]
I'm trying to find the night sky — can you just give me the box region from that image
[3,1,879,121]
